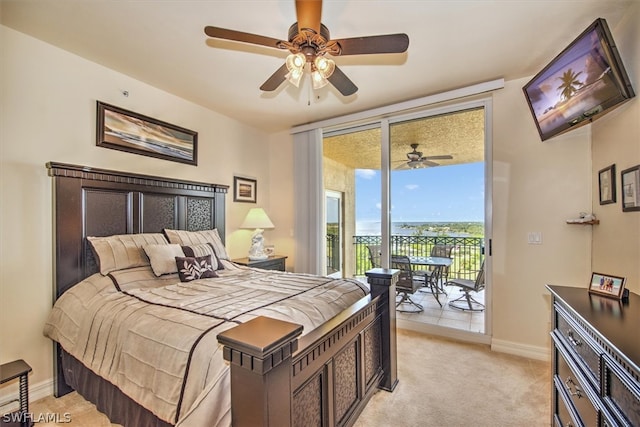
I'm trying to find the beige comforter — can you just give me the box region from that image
[43,262,369,426]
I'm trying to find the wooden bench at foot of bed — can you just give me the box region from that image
[218,268,399,427]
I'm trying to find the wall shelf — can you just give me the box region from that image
[566,220,599,225]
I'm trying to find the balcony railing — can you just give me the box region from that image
[352,235,484,281]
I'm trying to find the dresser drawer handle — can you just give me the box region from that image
[566,331,582,347]
[564,377,582,398]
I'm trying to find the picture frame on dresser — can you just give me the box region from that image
[588,272,626,299]
[96,101,198,165]
[598,164,616,205]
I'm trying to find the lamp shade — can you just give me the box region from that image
[240,208,274,230]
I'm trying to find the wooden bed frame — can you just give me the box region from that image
[47,162,399,427]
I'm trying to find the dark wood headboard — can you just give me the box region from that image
[47,162,228,299]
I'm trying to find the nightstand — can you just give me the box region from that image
[0,359,32,427]
[232,255,287,271]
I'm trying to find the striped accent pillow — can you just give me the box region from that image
[164,229,229,260]
[87,233,168,275]
[181,243,220,270]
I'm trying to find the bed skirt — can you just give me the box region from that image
[61,350,173,427]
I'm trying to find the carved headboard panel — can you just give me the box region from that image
[47,162,228,299]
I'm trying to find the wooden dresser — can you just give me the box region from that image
[547,285,640,426]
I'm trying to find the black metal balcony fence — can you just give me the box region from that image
[351,235,484,281]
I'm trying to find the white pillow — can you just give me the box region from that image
[143,244,185,276]
[87,233,168,275]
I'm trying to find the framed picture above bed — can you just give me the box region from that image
[96,101,198,165]
[233,176,257,203]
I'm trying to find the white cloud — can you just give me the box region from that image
[405,184,419,190]
[356,169,377,179]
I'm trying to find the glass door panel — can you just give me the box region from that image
[325,190,342,278]
[389,108,486,333]
[323,125,382,279]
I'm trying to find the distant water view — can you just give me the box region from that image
[355,221,484,237]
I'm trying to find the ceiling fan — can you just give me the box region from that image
[394,144,453,170]
[203,0,409,96]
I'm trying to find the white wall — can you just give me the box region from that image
[491,79,593,357]
[591,2,640,290]
[0,26,289,401]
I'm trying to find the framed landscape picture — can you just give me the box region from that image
[233,177,257,203]
[588,272,626,299]
[96,101,198,165]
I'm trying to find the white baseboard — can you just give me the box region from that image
[491,338,550,361]
[397,319,550,362]
[0,378,53,415]
[397,318,492,345]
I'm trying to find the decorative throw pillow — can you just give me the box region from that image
[175,255,218,282]
[87,233,169,275]
[143,244,185,276]
[164,229,229,260]
[181,243,222,270]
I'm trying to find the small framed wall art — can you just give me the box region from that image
[588,272,626,299]
[96,101,198,165]
[233,177,257,203]
[621,165,640,212]
[598,164,616,205]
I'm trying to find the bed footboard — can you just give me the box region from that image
[217,268,399,427]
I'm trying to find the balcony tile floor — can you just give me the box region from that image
[396,283,485,334]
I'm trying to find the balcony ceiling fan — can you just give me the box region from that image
[395,144,453,170]
[203,0,409,96]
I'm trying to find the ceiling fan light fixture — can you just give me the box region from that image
[286,68,304,87]
[286,53,306,72]
[314,56,335,78]
[311,69,329,89]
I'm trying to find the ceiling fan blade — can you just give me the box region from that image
[260,64,289,91]
[327,66,358,96]
[296,0,322,33]
[423,155,453,160]
[333,33,409,56]
[204,26,283,50]
[420,160,440,167]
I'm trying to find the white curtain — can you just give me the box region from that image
[293,129,324,275]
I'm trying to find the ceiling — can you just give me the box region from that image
[323,107,485,169]
[1,1,634,133]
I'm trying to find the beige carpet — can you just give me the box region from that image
[355,329,550,427]
[26,329,550,426]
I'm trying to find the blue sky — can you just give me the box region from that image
[355,162,485,223]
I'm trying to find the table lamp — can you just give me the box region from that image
[240,208,275,260]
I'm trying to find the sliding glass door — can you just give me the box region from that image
[322,98,491,338]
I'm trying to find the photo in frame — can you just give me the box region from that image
[96,101,197,165]
[598,164,616,205]
[621,165,640,212]
[588,272,626,299]
[233,177,257,203]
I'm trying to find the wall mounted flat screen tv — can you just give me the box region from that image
[523,18,635,141]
